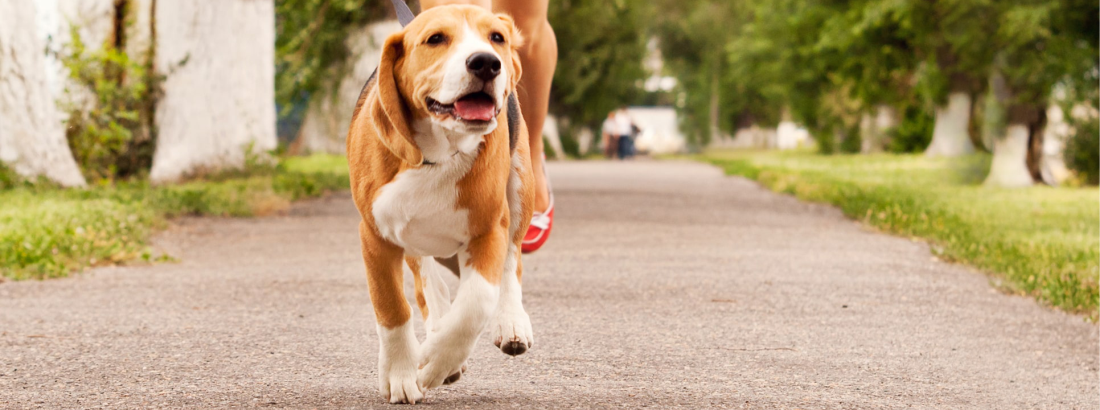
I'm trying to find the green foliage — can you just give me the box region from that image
[1048,1,1099,185]
[1064,117,1099,185]
[655,0,754,147]
[0,155,350,280]
[656,0,1097,158]
[275,0,388,113]
[700,150,1099,317]
[59,27,162,182]
[886,105,935,153]
[839,131,862,154]
[0,162,21,190]
[548,0,652,133]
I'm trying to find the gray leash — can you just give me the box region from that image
[390,0,416,27]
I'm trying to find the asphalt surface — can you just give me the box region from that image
[1,160,1097,409]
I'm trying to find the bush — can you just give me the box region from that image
[59,27,162,182]
[887,105,934,153]
[1064,117,1099,185]
[839,129,862,154]
[0,162,20,190]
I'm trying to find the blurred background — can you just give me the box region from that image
[0,0,1097,312]
[3,0,1097,187]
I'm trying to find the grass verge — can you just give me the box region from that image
[0,155,349,281]
[697,150,1099,318]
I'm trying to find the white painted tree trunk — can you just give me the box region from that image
[0,0,86,186]
[858,112,875,153]
[56,0,115,48]
[575,127,594,156]
[984,124,1034,187]
[150,0,276,183]
[925,92,975,157]
[860,105,897,153]
[540,115,565,159]
[295,21,399,154]
[724,125,775,149]
[1039,104,1072,185]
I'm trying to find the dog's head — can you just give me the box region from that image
[368,5,524,165]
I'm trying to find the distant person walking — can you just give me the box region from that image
[601,111,620,159]
[602,107,636,160]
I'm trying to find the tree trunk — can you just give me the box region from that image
[1039,104,1073,184]
[540,115,565,160]
[860,105,897,153]
[0,0,86,186]
[925,92,975,157]
[982,68,1047,188]
[984,124,1034,187]
[293,20,400,155]
[707,69,721,146]
[149,0,276,183]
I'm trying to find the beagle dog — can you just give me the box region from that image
[345,5,535,404]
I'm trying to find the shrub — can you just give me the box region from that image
[887,105,934,153]
[59,27,162,182]
[1064,117,1099,185]
[0,162,20,190]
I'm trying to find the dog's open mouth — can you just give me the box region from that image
[427,92,497,122]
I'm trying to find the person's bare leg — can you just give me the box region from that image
[419,0,555,211]
[496,0,555,211]
[419,0,491,9]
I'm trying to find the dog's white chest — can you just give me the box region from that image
[372,162,472,258]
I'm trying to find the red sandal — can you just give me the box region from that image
[522,159,553,254]
[522,195,552,253]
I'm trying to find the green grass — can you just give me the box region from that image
[0,154,350,281]
[696,150,1099,318]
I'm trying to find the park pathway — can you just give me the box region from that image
[1,160,1096,409]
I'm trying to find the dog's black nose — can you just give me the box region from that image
[466,52,501,81]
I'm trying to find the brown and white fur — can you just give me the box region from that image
[345,5,535,404]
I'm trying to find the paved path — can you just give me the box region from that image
[1,161,1096,409]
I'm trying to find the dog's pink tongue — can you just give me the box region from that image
[454,95,495,121]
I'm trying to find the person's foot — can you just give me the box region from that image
[523,155,553,254]
[522,199,552,253]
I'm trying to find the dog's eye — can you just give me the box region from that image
[490,32,505,44]
[427,33,446,45]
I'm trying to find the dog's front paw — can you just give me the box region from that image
[417,336,471,390]
[490,309,533,356]
[380,362,423,404]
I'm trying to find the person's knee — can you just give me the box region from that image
[506,15,551,49]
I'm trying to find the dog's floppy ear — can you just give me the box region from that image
[497,14,524,91]
[369,31,423,166]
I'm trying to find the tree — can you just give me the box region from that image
[150,0,278,183]
[0,0,86,187]
[548,0,652,152]
[731,0,853,151]
[1054,0,1100,185]
[981,0,1064,185]
[817,0,921,152]
[893,0,1000,157]
[275,0,389,114]
[291,20,401,154]
[655,0,747,148]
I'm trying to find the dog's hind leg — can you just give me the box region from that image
[417,229,505,390]
[361,222,423,404]
[408,257,453,337]
[409,256,467,385]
